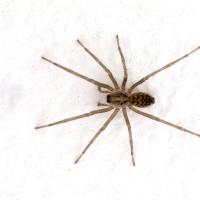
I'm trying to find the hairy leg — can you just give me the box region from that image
[128,46,200,92]
[129,106,200,138]
[74,108,120,164]
[35,107,113,129]
[116,35,128,90]
[122,106,135,166]
[77,39,119,89]
[41,57,113,92]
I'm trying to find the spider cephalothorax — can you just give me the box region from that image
[36,35,200,166]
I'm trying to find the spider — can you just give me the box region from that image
[35,35,200,166]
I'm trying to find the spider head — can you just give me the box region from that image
[107,91,128,105]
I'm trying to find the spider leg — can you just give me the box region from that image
[122,106,135,166]
[116,35,128,90]
[74,108,120,164]
[35,107,113,129]
[77,39,119,89]
[41,57,113,92]
[129,106,200,138]
[128,46,200,93]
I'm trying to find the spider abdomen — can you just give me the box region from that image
[129,92,155,107]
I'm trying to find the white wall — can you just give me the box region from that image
[1,0,200,199]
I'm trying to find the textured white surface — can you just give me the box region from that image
[1,0,200,199]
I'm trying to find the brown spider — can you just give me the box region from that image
[35,35,200,166]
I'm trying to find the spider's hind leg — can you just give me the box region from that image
[122,106,135,166]
[129,105,200,138]
[128,46,200,92]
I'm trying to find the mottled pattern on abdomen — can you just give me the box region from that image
[129,92,155,107]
